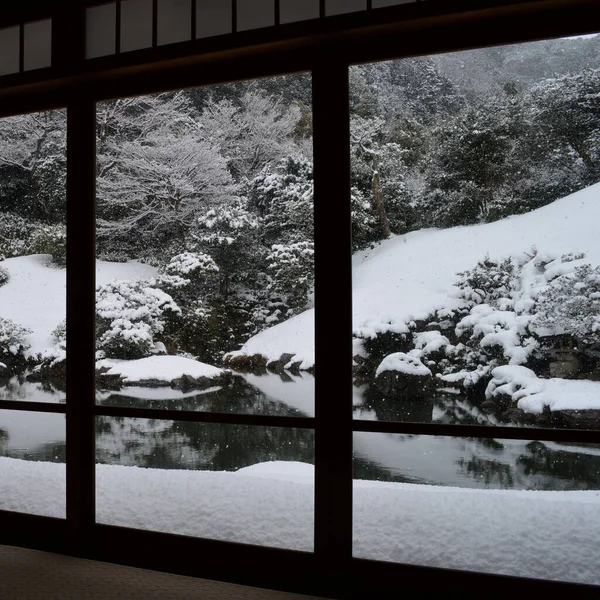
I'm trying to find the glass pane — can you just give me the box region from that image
[373,0,416,7]
[196,0,232,38]
[0,26,19,76]
[0,109,67,402]
[354,432,600,585]
[121,0,153,52]
[95,74,314,417]
[280,0,320,24]
[351,34,600,430]
[0,410,65,517]
[96,418,314,550]
[24,20,52,71]
[157,0,191,46]
[86,2,117,59]
[326,0,366,16]
[237,0,274,32]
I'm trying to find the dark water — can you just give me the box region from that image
[2,374,600,491]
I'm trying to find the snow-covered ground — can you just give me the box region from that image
[0,256,156,355]
[1,456,599,586]
[233,182,600,371]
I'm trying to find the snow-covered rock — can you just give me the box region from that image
[98,355,225,388]
[375,352,433,398]
[376,352,432,378]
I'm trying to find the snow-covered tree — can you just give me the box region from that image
[350,116,413,246]
[97,124,238,253]
[192,198,261,301]
[199,90,301,182]
[528,68,600,185]
[0,109,66,223]
[266,241,314,313]
[421,89,529,227]
[248,155,313,246]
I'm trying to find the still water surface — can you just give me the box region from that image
[1,373,599,491]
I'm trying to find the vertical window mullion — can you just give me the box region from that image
[191,0,197,39]
[18,23,24,72]
[115,0,122,53]
[52,0,85,74]
[152,0,158,46]
[312,61,353,585]
[66,94,97,548]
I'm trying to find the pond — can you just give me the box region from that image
[1,373,600,491]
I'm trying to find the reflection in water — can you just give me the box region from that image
[2,375,600,490]
[0,410,66,463]
[96,373,313,417]
[95,417,314,471]
[0,375,66,404]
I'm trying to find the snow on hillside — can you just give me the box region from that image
[1,456,599,585]
[226,310,314,370]
[0,256,156,355]
[234,182,600,369]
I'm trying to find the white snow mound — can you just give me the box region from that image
[101,355,223,384]
[376,352,431,377]
[487,365,600,414]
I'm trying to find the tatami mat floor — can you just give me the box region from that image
[0,545,326,600]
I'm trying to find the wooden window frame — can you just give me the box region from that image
[1,1,600,598]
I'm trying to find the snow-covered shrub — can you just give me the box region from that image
[97,249,130,263]
[363,255,540,392]
[437,257,537,374]
[455,304,538,367]
[157,252,220,303]
[456,256,516,306]
[31,224,67,266]
[165,252,219,278]
[0,317,31,370]
[52,319,66,346]
[0,266,9,287]
[96,280,180,359]
[38,320,67,371]
[0,212,38,259]
[534,263,600,342]
[0,214,66,265]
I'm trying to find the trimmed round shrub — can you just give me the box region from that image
[96,280,180,360]
[31,224,67,266]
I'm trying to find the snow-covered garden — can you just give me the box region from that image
[1,34,600,586]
